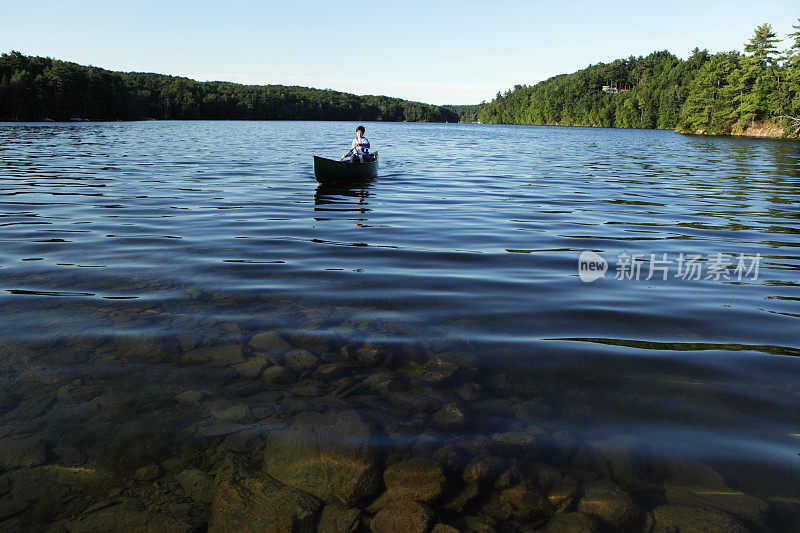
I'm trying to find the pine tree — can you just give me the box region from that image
[786,18,800,69]
[744,23,780,66]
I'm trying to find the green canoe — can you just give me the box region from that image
[313,155,378,183]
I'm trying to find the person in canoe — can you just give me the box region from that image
[343,126,370,163]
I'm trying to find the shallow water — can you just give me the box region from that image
[0,121,799,530]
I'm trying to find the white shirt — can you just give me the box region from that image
[352,136,370,157]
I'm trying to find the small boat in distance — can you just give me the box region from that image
[313,154,378,184]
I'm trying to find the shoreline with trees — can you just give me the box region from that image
[0,52,459,123]
[3,20,799,139]
[478,20,800,140]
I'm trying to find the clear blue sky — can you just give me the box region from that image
[2,1,798,105]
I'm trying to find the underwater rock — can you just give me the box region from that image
[442,481,481,514]
[208,401,252,423]
[5,397,53,420]
[432,402,466,431]
[221,431,266,455]
[362,370,402,394]
[576,480,639,531]
[462,455,507,486]
[0,391,18,412]
[113,334,172,363]
[182,343,244,366]
[175,390,207,406]
[67,501,196,533]
[534,464,562,493]
[370,501,431,533]
[177,468,213,503]
[263,410,380,506]
[284,349,321,372]
[232,357,269,378]
[287,332,332,355]
[208,455,322,533]
[491,431,537,458]
[664,487,769,529]
[383,457,446,503]
[388,390,436,413]
[133,464,162,482]
[650,504,748,533]
[459,515,498,533]
[55,380,104,404]
[431,444,467,474]
[196,423,250,438]
[495,482,553,521]
[493,462,522,490]
[354,341,392,367]
[248,331,292,354]
[261,365,296,385]
[317,503,360,533]
[543,512,600,533]
[314,362,358,381]
[0,437,47,469]
[456,382,481,402]
[412,358,459,384]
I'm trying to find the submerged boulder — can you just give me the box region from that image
[209,455,322,533]
[249,331,292,353]
[317,503,360,533]
[0,437,47,469]
[650,504,748,533]
[263,410,380,506]
[370,501,432,533]
[383,457,446,503]
[576,480,640,531]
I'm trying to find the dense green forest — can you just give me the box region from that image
[479,20,800,137]
[0,52,459,123]
[444,104,484,123]
[4,20,800,135]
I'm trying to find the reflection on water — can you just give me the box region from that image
[0,121,799,531]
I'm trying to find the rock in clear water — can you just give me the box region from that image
[261,365,296,385]
[209,455,322,533]
[462,455,506,486]
[383,457,446,503]
[232,357,269,378]
[370,501,431,533]
[576,480,639,531]
[317,503,360,533]
[650,504,747,533]
[496,482,553,520]
[543,512,600,532]
[263,410,380,506]
[0,437,47,469]
[284,348,320,372]
[181,343,244,366]
[177,468,213,503]
[133,464,161,482]
[413,358,459,384]
[249,331,292,354]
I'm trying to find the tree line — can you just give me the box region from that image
[478,20,800,137]
[0,52,459,123]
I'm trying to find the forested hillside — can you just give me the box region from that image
[479,20,800,137]
[0,52,459,123]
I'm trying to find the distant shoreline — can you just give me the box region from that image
[4,118,797,141]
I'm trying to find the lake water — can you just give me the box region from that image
[0,121,799,530]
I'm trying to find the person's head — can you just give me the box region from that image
[356,125,365,138]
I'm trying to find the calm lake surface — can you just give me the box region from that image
[0,121,799,530]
